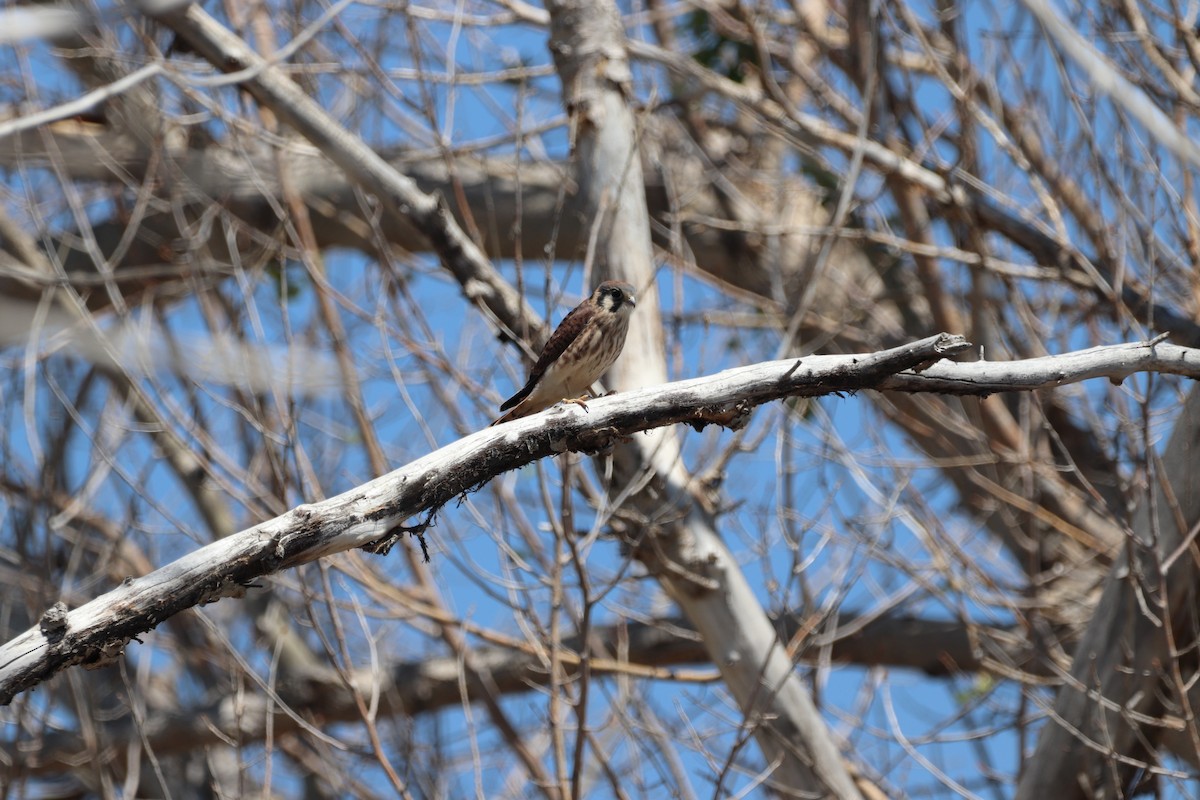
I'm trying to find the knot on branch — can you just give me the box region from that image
[38,602,69,643]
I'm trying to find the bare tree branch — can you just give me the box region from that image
[152,1,535,342]
[7,333,1200,707]
[7,610,1020,778]
[1020,0,1200,168]
[1017,384,1200,798]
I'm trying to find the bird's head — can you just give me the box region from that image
[593,280,637,315]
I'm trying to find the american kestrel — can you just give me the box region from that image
[492,280,637,426]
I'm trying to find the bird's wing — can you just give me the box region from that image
[498,302,595,411]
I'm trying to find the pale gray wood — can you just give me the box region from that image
[0,333,965,704]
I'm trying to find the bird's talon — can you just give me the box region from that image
[562,396,591,412]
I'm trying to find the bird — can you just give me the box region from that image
[492,280,637,426]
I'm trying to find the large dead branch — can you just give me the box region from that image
[5,333,1200,706]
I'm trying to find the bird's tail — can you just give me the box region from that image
[493,379,537,426]
[490,407,521,426]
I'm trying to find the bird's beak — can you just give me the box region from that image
[628,295,637,307]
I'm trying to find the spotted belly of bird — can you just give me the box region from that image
[534,316,629,403]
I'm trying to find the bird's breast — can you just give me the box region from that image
[544,314,629,394]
